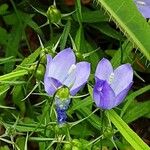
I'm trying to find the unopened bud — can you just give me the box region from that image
[56,87,70,100]
[72,139,82,148]
[35,64,45,81]
[76,52,83,61]
[47,5,61,24]
[63,143,72,150]
[103,126,113,138]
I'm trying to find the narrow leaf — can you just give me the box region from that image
[106,110,150,150]
[98,0,150,60]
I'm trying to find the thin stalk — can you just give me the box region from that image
[100,110,104,150]
[49,23,53,40]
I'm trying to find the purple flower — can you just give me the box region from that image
[134,0,150,18]
[55,98,70,124]
[93,58,133,110]
[56,108,67,124]
[44,48,90,124]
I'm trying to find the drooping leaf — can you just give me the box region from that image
[106,110,150,150]
[123,101,150,123]
[97,0,150,60]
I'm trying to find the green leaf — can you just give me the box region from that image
[27,18,44,37]
[0,56,20,65]
[15,137,26,150]
[0,145,10,150]
[123,101,150,123]
[121,84,150,116]
[3,13,17,25]
[15,48,41,71]
[60,19,71,50]
[73,9,108,23]
[98,0,150,60]
[0,70,28,81]
[75,26,102,71]
[106,110,150,150]
[88,84,93,98]
[75,0,82,24]
[75,25,84,51]
[4,22,24,73]
[0,3,8,15]
[0,27,8,45]
[4,123,44,132]
[69,96,93,114]
[111,40,133,67]
[70,123,94,138]
[12,85,26,113]
[0,47,41,100]
[91,23,125,41]
[76,108,101,131]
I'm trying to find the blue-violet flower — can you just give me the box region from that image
[44,48,90,124]
[93,58,133,110]
[134,0,150,18]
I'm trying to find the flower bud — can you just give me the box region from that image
[40,52,47,64]
[56,87,70,100]
[47,5,61,24]
[35,64,45,81]
[103,126,113,138]
[63,143,72,150]
[75,52,83,61]
[63,139,83,150]
[55,87,70,124]
[72,146,80,150]
[5,127,16,136]
[29,64,35,74]
[0,4,8,15]
[72,139,82,148]
[29,63,45,80]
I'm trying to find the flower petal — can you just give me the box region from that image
[63,64,76,88]
[47,54,52,64]
[95,58,113,82]
[48,48,76,83]
[114,82,133,107]
[44,54,62,95]
[134,0,150,18]
[70,62,90,96]
[93,79,115,109]
[44,77,62,96]
[111,64,133,95]
[56,108,67,124]
[44,55,53,95]
[55,98,70,124]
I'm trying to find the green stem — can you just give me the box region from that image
[49,23,53,40]
[100,110,104,150]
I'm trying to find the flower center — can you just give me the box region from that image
[96,81,105,92]
[97,86,103,92]
[108,73,114,84]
